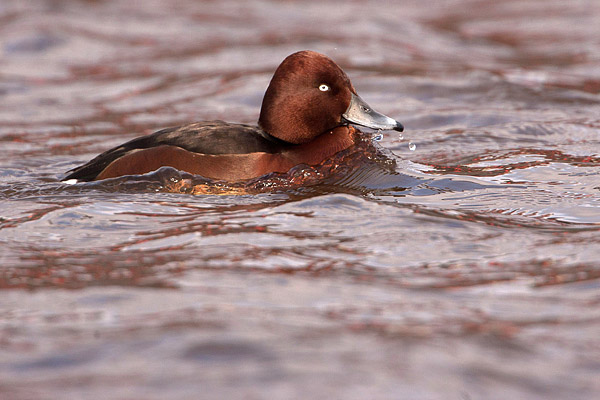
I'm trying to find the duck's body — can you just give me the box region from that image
[65,121,358,181]
[63,51,403,183]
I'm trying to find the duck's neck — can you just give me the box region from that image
[282,125,359,165]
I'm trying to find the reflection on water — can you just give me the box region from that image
[1,0,600,398]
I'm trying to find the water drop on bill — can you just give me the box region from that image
[373,129,383,141]
[408,142,416,151]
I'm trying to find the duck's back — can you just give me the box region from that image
[62,121,286,181]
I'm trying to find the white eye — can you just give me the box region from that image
[319,84,330,92]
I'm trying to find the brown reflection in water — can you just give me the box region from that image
[425,148,600,177]
[1,249,183,290]
[0,205,65,229]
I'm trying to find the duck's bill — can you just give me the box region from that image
[342,93,404,132]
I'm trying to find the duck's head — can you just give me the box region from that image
[258,50,404,144]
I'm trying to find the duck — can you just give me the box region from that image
[62,50,404,182]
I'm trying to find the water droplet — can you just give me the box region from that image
[373,130,383,141]
[398,133,403,141]
[408,142,416,151]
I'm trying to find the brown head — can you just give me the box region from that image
[258,50,403,144]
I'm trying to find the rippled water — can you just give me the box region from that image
[1,0,600,399]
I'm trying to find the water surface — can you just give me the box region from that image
[1,0,600,399]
